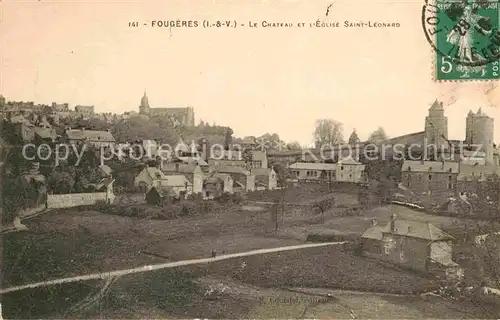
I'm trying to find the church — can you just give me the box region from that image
[138,91,195,126]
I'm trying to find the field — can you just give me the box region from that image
[3,185,498,318]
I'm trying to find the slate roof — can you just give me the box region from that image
[213,173,232,181]
[99,165,113,176]
[34,127,57,140]
[402,160,459,173]
[145,167,167,180]
[217,165,251,175]
[362,219,454,241]
[251,168,271,177]
[162,163,201,174]
[162,174,192,187]
[66,129,115,142]
[338,157,362,165]
[288,162,337,170]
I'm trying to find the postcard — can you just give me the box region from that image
[1,0,500,319]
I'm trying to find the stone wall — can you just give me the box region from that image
[47,192,108,209]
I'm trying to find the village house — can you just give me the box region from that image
[208,149,268,169]
[288,162,337,181]
[161,162,204,194]
[456,163,500,197]
[361,214,461,277]
[211,173,234,194]
[146,185,175,206]
[135,167,170,191]
[64,128,116,149]
[251,167,278,190]
[401,160,459,206]
[215,165,256,192]
[98,164,113,178]
[74,105,95,119]
[161,174,193,198]
[336,157,366,183]
[203,176,225,199]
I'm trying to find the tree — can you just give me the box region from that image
[368,127,389,144]
[224,127,233,150]
[48,170,75,194]
[313,119,344,146]
[286,141,302,151]
[348,129,361,145]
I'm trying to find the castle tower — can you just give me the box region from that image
[466,107,494,164]
[139,91,150,115]
[425,99,448,150]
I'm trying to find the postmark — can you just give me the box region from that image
[422,0,500,80]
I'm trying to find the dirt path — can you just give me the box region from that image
[0,241,346,295]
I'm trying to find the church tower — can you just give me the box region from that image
[139,91,150,115]
[424,99,448,151]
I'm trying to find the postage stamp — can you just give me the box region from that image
[422,0,500,80]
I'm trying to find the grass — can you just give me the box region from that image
[1,280,102,319]
[189,246,436,295]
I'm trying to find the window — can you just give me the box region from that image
[448,183,453,189]
[384,245,390,254]
[428,174,432,180]
[341,166,344,170]
[349,174,352,179]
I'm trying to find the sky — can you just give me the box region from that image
[1,0,499,146]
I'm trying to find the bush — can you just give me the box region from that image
[232,192,247,204]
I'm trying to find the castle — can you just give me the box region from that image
[138,91,195,126]
[423,99,497,165]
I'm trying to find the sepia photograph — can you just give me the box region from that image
[1,0,500,318]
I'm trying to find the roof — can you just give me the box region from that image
[233,180,244,188]
[34,127,57,140]
[177,156,209,166]
[144,167,167,180]
[89,177,115,191]
[338,157,362,165]
[429,99,444,111]
[255,175,269,185]
[402,160,459,173]
[204,176,223,185]
[288,162,337,170]
[361,225,385,240]
[216,165,251,175]
[66,129,115,142]
[251,168,272,177]
[213,173,232,181]
[99,165,113,176]
[162,162,202,174]
[458,164,500,181]
[380,219,453,241]
[162,174,192,187]
[251,150,267,161]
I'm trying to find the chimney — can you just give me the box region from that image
[390,213,397,232]
[372,218,378,226]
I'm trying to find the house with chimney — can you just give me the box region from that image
[64,128,115,149]
[401,160,459,206]
[161,162,204,194]
[214,165,256,192]
[361,213,462,277]
[251,167,278,190]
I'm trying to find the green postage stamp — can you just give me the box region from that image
[423,0,500,80]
